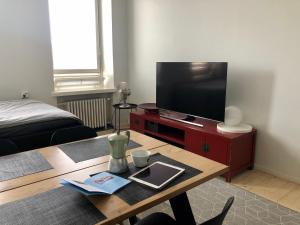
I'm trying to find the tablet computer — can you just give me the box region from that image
[128,161,185,189]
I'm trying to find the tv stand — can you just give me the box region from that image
[130,110,256,182]
[160,112,204,127]
[182,115,196,122]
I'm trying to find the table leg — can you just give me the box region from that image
[118,109,121,131]
[169,192,196,225]
[129,216,139,225]
[114,109,117,131]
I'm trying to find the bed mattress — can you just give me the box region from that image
[0,100,82,138]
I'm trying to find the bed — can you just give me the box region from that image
[0,100,83,154]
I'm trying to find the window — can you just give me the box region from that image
[48,0,113,92]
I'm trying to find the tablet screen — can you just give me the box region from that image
[131,162,183,186]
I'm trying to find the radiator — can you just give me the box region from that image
[65,98,109,129]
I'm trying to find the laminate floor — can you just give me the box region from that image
[232,170,300,214]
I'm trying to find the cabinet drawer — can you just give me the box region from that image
[205,135,228,164]
[185,131,206,156]
[185,131,228,164]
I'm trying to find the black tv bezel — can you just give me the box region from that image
[156,61,228,122]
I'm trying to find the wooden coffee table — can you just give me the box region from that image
[0,131,228,225]
[0,130,166,193]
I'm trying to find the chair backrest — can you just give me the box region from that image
[0,139,19,156]
[50,126,97,145]
[201,197,234,225]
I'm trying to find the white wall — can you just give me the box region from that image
[112,0,128,85]
[0,0,128,106]
[127,0,300,183]
[0,0,55,104]
[111,0,130,127]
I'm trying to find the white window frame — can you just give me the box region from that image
[50,0,108,92]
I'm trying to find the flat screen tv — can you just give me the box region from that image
[156,62,227,122]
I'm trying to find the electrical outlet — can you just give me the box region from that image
[21,91,29,99]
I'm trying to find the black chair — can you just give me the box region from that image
[0,139,19,156]
[50,125,97,145]
[136,197,234,225]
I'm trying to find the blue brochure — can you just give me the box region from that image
[60,172,131,196]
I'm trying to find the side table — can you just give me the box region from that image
[113,103,138,131]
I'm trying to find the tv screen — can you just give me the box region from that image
[156,62,227,122]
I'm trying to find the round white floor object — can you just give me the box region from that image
[217,123,253,133]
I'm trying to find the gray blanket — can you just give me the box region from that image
[0,100,80,129]
[0,100,82,138]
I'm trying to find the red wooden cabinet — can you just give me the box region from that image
[130,113,145,132]
[130,111,256,182]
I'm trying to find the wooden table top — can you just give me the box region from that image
[0,143,228,225]
[0,130,167,193]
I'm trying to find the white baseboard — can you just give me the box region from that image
[254,163,300,184]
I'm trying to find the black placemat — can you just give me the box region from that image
[0,187,106,225]
[59,137,142,163]
[114,153,202,205]
[0,150,53,181]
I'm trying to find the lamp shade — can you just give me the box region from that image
[224,106,243,126]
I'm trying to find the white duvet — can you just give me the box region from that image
[0,100,80,128]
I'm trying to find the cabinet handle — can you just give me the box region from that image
[202,144,206,152]
[202,143,209,153]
